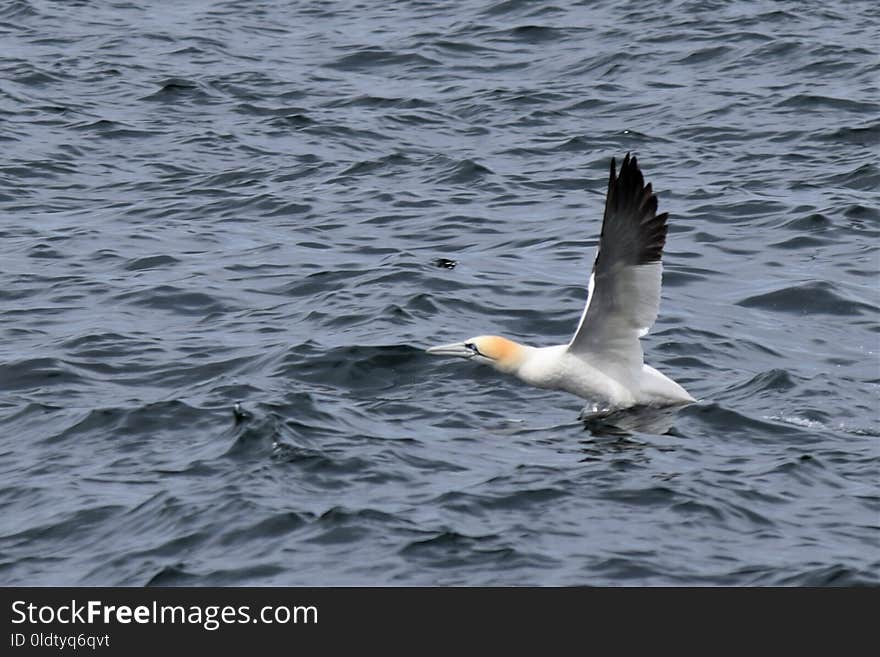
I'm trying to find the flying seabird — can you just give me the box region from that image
[426,154,694,409]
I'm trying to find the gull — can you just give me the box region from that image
[426,154,694,409]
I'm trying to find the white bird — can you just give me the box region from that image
[427,153,694,410]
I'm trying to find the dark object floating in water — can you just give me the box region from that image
[232,402,252,423]
[432,258,457,269]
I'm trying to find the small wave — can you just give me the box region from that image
[218,512,310,545]
[591,555,663,582]
[123,254,180,271]
[676,45,733,65]
[775,94,879,113]
[336,153,412,178]
[765,415,880,437]
[327,48,440,72]
[775,564,880,586]
[302,507,409,547]
[436,487,570,513]
[46,399,213,444]
[286,344,427,394]
[70,119,156,139]
[271,442,371,474]
[0,357,85,392]
[113,285,235,316]
[0,0,38,20]
[684,402,816,441]
[505,25,573,44]
[398,530,553,575]
[325,94,433,110]
[819,122,880,146]
[737,281,877,316]
[824,163,880,192]
[723,369,798,396]
[769,235,833,250]
[437,158,495,185]
[140,78,215,103]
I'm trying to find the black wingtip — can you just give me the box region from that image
[603,154,668,264]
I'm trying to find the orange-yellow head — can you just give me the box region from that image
[426,335,527,373]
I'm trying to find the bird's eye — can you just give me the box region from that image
[465,342,478,352]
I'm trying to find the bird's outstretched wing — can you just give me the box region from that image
[567,154,668,386]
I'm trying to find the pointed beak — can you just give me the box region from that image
[426,342,473,358]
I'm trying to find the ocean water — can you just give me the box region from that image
[0,0,878,586]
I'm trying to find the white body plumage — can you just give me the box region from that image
[512,345,693,407]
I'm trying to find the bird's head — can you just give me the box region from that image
[426,335,527,373]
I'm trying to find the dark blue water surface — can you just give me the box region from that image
[1,1,878,585]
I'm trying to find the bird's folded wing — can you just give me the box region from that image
[567,154,668,385]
